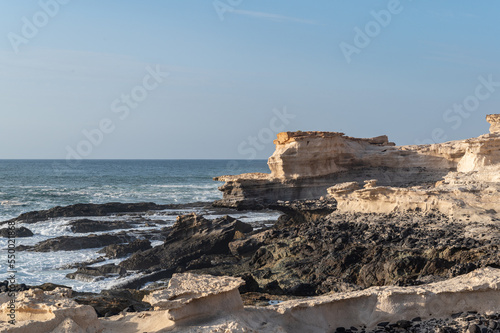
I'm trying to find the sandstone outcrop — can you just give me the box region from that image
[487,113,500,134]
[0,288,102,333]
[143,273,245,321]
[215,114,500,213]
[102,269,500,332]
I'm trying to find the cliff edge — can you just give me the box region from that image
[214,114,500,214]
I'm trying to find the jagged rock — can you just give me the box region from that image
[66,264,127,282]
[229,234,266,257]
[74,289,151,317]
[269,198,337,224]
[17,232,135,252]
[0,288,101,332]
[68,219,133,233]
[143,273,245,321]
[242,210,500,294]
[119,214,252,274]
[98,239,152,258]
[0,226,33,238]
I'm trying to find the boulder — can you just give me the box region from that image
[0,226,33,238]
[143,273,244,321]
[0,288,101,332]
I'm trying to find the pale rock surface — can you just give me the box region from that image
[104,268,500,332]
[215,114,500,209]
[328,164,500,220]
[266,267,500,331]
[487,113,500,134]
[0,288,102,333]
[143,273,245,321]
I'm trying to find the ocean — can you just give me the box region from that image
[0,159,276,293]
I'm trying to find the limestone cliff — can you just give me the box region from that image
[215,114,500,211]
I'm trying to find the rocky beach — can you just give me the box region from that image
[2,114,500,332]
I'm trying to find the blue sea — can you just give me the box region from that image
[0,159,276,292]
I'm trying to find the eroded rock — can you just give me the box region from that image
[119,214,252,273]
[0,288,101,332]
[143,273,244,321]
[214,114,500,211]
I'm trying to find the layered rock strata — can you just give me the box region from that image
[215,114,500,211]
[327,114,500,220]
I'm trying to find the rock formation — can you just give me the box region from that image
[104,268,500,332]
[0,288,102,332]
[487,113,500,134]
[143,273,244,321]
[326,114,500,220]
[214,114,500,217]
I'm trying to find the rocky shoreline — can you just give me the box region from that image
[2,114,500,332]
[2,198,500,331]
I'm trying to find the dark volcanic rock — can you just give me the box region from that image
[119,213,253,273]
[2,202,170,225]
[74,289,151,317]
[17,232,135,252]
[269,198,337,224]
[98,239,152,258]
[66,264,127,282]
[243,210,500,295]
[0,226,34,237]
[68,219,134,233]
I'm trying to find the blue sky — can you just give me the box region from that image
[1,0,499,159]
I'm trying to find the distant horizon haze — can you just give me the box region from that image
[1,1,499,159]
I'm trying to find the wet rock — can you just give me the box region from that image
[0,226,34,237]
[468,324,481,333]
[119,214,252,274]
[66,264,127,282]
[98,239,152,258]
[17,232,135,252]
[74,289,151,317]
[68,218,133,233]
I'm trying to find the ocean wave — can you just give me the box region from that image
[0,200,27,207]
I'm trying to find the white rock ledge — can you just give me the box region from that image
[268,267,500,331]
[111,268,500,332]
[4,270,500,332]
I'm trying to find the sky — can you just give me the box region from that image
[1,0,500,159]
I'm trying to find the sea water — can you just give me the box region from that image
[0,159,274,292]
